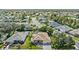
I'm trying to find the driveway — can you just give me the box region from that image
[43,45,52,50]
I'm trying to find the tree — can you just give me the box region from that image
[39,25,53,36]
[0,34,1,38]
[21,13,26,20]
[17,24,25,31]
[39,25,47,32]
[47,27,54,36]
[76,14,79,18]
[51,33,75,49]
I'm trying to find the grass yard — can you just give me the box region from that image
[20,31,42,49]
[20,36,31,49]
[0,44,3,49]
[20,31,33,49]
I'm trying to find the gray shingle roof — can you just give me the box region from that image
[55,25,73,32]
[49,21,61,27]
[69,29,79,36]
[6,31,29,44]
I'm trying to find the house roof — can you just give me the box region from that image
[55,25,73,32]
[31,18,42,28]
[6,31,29,44]
[49,21,61,27]
[69,29,79,36]
[31,32,50,41]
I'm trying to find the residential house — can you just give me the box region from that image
[5,31,29,44]
[55,25,73,33]
[41,19,47,23]
[40,17,47,23]
[68,29,79,37]
[24,24,33,31]
[48,21,61,28]
[31,32,51,45]
[31,17,42,28]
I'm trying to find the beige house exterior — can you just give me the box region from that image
[31,32,51,45]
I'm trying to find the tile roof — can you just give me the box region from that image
[31,32,50,41]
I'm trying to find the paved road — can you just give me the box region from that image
[43,45,52,50]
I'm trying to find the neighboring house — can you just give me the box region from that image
[40,19,47,23]
[68,29,79,37]
[31,17,42,28]
[48,21,61,28]
[5,31,29,44]
[40,18,47,23]
[38,14,44,20]
[55,25,73,33]
[38,15,47,23]
[24,23,33,31]
[31,32,51,45]
[53,30,62,35]
[24,25,33,31]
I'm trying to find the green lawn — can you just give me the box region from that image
[20,31,32,49]
[20,31,42,49]
[0,44,3,49]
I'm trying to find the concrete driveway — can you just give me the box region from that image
[43,45,52,50]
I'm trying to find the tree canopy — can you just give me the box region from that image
[51,33,75,49]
